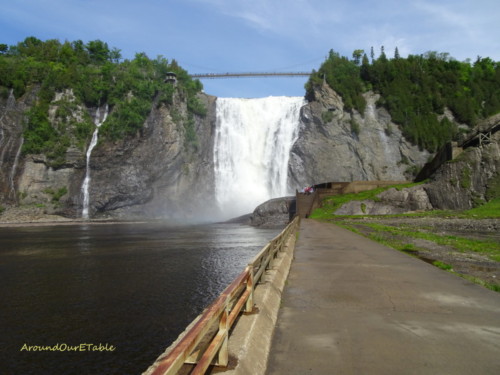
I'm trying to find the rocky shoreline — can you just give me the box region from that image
[0,206,149,227]
[0,206,74,225]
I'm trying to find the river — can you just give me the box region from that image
[0,222,281,374]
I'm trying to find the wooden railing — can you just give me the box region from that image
[148,216,300,375]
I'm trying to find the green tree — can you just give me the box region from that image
[352,49,364,65]
[394,47,400,59]
[85,40,110,63]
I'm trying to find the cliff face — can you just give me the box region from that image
[0,88,217,221]
[424,131,500,210]
[327,127,499,215]
[82,93,217,221]
[0,89,37,204]
[4,79,485,222]
[289,82,430,188]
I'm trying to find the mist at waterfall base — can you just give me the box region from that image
[0,222,281,374]
[213,96,305,221]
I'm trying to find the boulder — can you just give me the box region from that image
[250,197,296,228]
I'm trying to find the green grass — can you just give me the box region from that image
[337,220,500,292]
[432,260,453,271]
[460,275,500,293]
[310,184,500,220]
[309,182,424,219]
[355,222,500,262]
[461,198,500,218]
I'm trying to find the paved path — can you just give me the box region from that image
[266,219,500,375]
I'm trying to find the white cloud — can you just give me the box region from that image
[188,0,342,39]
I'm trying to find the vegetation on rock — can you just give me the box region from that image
[306,48,500,152]
[0,37,205,166]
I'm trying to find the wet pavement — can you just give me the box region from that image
[266,219,500,375]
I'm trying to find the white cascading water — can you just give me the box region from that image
[9,137,23,196]
[81,105,108,219]
[214,96,305,219]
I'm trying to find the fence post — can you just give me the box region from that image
[217,304,229,367]
[245,266,254,313]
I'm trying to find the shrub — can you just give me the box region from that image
[321,110,333,123]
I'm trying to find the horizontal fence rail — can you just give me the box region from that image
[148,216,300,375]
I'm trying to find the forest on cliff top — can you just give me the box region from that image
[306,48,500,152]
[0,37,205,166]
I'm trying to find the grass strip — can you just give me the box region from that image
[335,221,500,292]
[351,222,500,262]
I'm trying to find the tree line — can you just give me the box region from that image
[305,48,500,152]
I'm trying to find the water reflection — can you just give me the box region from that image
[0,222,280,375]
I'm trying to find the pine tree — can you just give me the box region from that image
[361,53,370,81]
[379,46,387,63]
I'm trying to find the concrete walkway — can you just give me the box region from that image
[266,219,500,375]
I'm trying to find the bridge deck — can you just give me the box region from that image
[190,72,310,79]
[266,219,500,374]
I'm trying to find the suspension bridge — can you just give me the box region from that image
[190,72,311,79]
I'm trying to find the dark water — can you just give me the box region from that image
[0,222,281,375]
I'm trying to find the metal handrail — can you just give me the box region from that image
[148,216,300,375]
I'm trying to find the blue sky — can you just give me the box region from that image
[1,0,499,98]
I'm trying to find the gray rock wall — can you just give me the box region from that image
[424,132,500,210]
[0,88,38,204]
[0,88,217,221]
[88,93,217,221]
[331,131,499,215]
[289,83,429,189]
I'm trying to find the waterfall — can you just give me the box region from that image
[0,89,15,168]
[81,105,108,219]
[9,137,23,197]
[213,96,305,219]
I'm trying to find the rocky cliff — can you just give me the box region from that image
[0,89,37,204]
[331,126,499,215]
[288,82,430,188]
[424,129,500,210]
[0,88,217,221]
[80,93,217,221]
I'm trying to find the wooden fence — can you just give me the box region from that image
[147,216,300,375]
